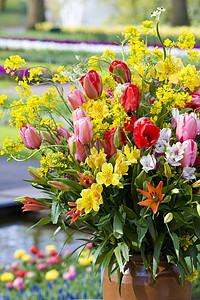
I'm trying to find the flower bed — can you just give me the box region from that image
[0,244,102,299]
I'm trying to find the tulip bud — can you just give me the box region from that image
[28,166,43,180]
[164,212,173,223]
[20,124,42,150]
[41,131,55,145]
[67,89,87,110]
[68,135,87,162]
[80,70,103,99]
[74,117,93,144]
[164,162,172,179]
[48,181,70,191]
[109,60,131,84]
[114,126,121,148]
[176,114,199,142]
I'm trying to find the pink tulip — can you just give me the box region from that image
[180,139,197,168]
[63,270,77,280]
[37,263,47,271]
[20,124,42,150]
[46,255,61,265]
[67,89,87,110]
[13,277,24,290]
[56,126,71,141]
[81,70,103,99]
[68,134,87,162]
[73,108,87,123]
[185,87,200,111]
[176,114,199,142]
[74,117,93,144]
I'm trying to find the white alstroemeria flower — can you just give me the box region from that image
[182,167,196,180]
[172,108,180,128]
[140,154,157,172]
[155,128,171,153]
[165,142,185,166]
[115,84,126,99]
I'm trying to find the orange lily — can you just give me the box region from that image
[137,181,165,214]
[66,202,84,223]
[77,171,95,187]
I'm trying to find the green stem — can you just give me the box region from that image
[156,22,166,60]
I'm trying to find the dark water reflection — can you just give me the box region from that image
[0,212,91,265]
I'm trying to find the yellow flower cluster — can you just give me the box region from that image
[179,234,192,251]
[177,30,196,50]
[77,183,103,214]
[177,65,200,92]
[185,268,198,282]
[101,49,115,62]
[88,55,101,71]
[15,79,32,97]
[28,67,43,82]
[37,150,68,176]
[139,20,156,35]
[1,136,24,155]
[52,66,70,84]
[4,55,26,74]
[0,272,14,282]
[86,148,107,171]
[78,248,94,266]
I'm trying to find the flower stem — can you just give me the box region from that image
[156,22,166,60]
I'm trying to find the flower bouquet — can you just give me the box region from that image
[1,7,200,290]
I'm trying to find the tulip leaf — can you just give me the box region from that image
[26,217,51,232]
[113,211,124,239]
[51,200,62,224]
[118,242,129,261]
[153,232,165,277]
[193,217,200,239]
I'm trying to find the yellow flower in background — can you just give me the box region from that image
[187,49,200,63]
[0,272,14,282]
[52,66,70,84]
[76,183,103,214]
[164,38,175,48]
[88,56,101,71]
[124,145,140,164]
[122,26,140,41]
[21,254,31,262]
[15,79,32,98]
[185,268,198,282]
[179,235,192,251]
[28,67,43,82]
[45,245,56,253]
[96,163,120,187]
[0,94,7,107]
[45,269,59,281]
[101,49,115,62]
[78,249,94,266]
[177,64,200,91]
[14,249,26,259]
[140,20,155,35]
[177,30,195,50]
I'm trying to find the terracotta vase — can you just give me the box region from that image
[103,256,191,300]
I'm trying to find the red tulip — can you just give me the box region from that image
[103,127,127,156]
[67,89,87,110]
[121,83,140,112]
[109,60,131,84]
[20,124,42,150]
[30,245,40,255]
[133,117,160,149]
[124,115,137,131]
[185,87,200,111]
[176,114,199,142]
[81,70,102,99]
[74,117,93,144]
[180,139,197,168]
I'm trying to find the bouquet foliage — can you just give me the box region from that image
[1,8,200,285]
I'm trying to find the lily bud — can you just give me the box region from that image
[28,166,43,180]
[114,126,121,148]
[164,212,173,223]
[164,162,172,179]
[70,141,77,155]
[192,180,200,188]
[48,181,70,191]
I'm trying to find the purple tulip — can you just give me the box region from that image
[74,117,93,144]
[180,139,197,168]
[67,89,87,110]
[176,114,199,142]
[20,124,42,150]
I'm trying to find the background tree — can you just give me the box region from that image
[0,0,6,12]
[171,0,190,26]
[26,0,45,30]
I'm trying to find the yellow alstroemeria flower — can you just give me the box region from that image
[124,145,140,164]
[96,163,120,187]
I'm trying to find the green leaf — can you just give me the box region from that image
[135,170,147,189]
[114,246,124,273]
[193,217,200,239]
[92,233,113,267]
[171,232,180,260]
[98,214,111,228]
[51,201,62,224]
[118,242,129,261]
[122,205,137,220]
[153,233,165,276]
[100,247,114,284]
[137,219,149,248]
[26,217,51,232]
[113,211,123,239]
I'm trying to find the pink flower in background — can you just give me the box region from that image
[6,282,13,289]
[74,117,93,144]
[37,251,45,259]
[109,60,131,84]
[86,242,93,249]
[56,126,71,141]
[73,108,87,123]
[20,124,42,150]
[81,70,103,99]
[46,255,61,265]
[37,263,47,271]
[176,114,199,142]
[121,84,140,112]
[67,89,87,110]
[68,134,87,162]
[13,277,24,290]
[180,139,197,168]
